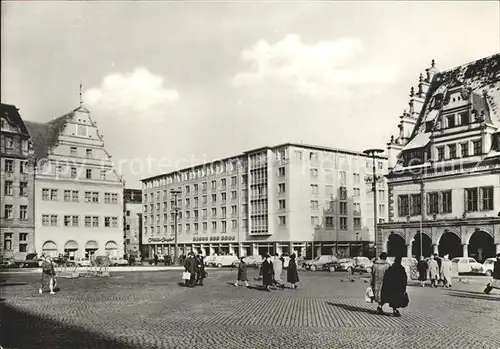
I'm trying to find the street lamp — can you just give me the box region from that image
[363,148,385,259]
[170,189,182,265]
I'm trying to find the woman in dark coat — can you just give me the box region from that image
[234,257,249,287]
[287,254,299,289]
[381,256,408,317]
[261,254,274,291]
[417,256,428,287]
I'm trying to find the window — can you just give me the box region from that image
[202,182,207,191]
[465,188,478,212]
[311,216,319,226]
[100,171,107,180]
[447,115,455,128]
[481,186,494,211]
[460,111,470,125]
[70,147,77,156]
[92,216,99,227]
[353,173,361,184]
[410,194,421,215]
[71,216,79,227]
[437,147,444,161]
[50,215,58,226]
[112,217,118,228]
[77,125,87,136]
[309,152,318,161]
[398,195,409,217]
[64,190,71,202]
[448,144,457,159]
[310,184,319,194]
[42,189,50,201]
[19,205,28,220]
[194,184,199,193]
[310,168,318,177]
[339,187,347,200]
[86,169,92,179]
[339,202,347,215]
[86,149,93,158]
[20,161,27,173]
[18,182,27,197]
[277,167,285,177]
[211,194,216,202]
[3,205,12,219]
[49,189,58,200]
[379,204,385,216]
[64,215,72,227]
[461,143,469,157]
[231,205,237,215]
[4,233,12,251]
[85,216,92,227]
[211,221,217,231]
[354,217,361,229]
[221,179,226,188]
[339,171,347,185]
[19,233,28,241]
[428,192,439,214]
[310,200,319,210]
[222,207,227,217]
[231,176,237,186]
[5,160,13,172]
[278,216,286,226]
[221,192,227,202]
[353,203,361,214]
[71,167,77,178]
[340,217,348,230]
[231,191,237,200]
[231,220,237,229]
[325,217,334,227]
[442,191,452,213]
[42,215,50,226]
[4,181,13,196]
[211,208,217,217]
[72,191,79,202]
[112,193,118,204]
[473,140,482,156]
[221,221,227,232]
[278,199,286,209]
[378,161,383,170]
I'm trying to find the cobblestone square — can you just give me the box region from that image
[1,269,500,349]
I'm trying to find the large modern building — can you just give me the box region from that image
[141,143,388,259]
[124,188,142,257]
[379,55,500,261]
[25,102,125,259]
[0,104,36,261]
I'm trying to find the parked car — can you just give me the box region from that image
[0,258,17,268]
[452,257,484,274]
[323,258,353,272]
[234,255,263,268]
[349,257,373,274]
[303,255,338,271]
[20,253,42,268]
[483,258,496,276]
[206,255,239,268]
[110,257,129,266]
[75,258,92,267]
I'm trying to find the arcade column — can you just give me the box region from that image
[432,244,439,255]
[406,244,412,258]
[462,244,468,258]
[496,243,500,254]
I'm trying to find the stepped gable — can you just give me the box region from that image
[1,103,31,136]
[411,54,500,137]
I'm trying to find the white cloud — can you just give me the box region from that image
[84,67,179,120]
[233,34,398,99]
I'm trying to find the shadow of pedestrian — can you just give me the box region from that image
[177,282,188,287]
[326,302,393,316]
[0,282,28,287]
[247,284,270,292]
[445,291,500,301]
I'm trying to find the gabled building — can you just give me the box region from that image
[25,103,125,260]
[379,55,500,262]
[0,104,36,260]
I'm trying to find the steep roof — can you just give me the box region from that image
[24,111,73,159]
[0,103,30,136]
[411,54,500,137]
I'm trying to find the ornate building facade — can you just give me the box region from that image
[25,103,125,259]
[0,104,36,260]
[142,143,388,259]
[379,55,500,262]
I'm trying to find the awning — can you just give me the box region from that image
[64,240,78,250]
[85,240,98,250]
[105,241,118,250]
[402,132,431,151]
[42,241,57,250]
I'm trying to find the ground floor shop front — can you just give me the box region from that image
[144,240,372,259]
[379,217,500,262]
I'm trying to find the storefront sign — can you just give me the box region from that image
[148,237,175,243]
[193,236,236,242]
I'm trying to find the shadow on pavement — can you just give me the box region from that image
[0,302,153,349]
[445,291,500,301]
[326,302,393,316]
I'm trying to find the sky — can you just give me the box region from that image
[2,1,499,188]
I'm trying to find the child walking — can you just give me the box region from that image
[234,256,249,287]
[39,256,56,295]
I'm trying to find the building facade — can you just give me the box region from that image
[379,55,500,262]
[141,143,388,258]
[0,104,36,260]
[124,188,142,257]
[25,103,125,259]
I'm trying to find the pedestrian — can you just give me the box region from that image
[434,253,443,286]
[195,253,206,286]
[39,256,56,295]
[154,254,158,266]
[234,256,249,287]
[287,254,299,289]
[261,254,274,291]
[381,256,408,317]
[417,256,428,287]
[370,252,390,315]
[272,253,284,289]
[440,254,453,288]
[166,255,172,266]
[484,253,500,294]
[184,252,197,287]
[428,255,440,287]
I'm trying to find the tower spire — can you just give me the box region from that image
[79,83,83,106]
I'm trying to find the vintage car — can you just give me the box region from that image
[452,257,484,274]
[302,255,338,271]
[206,255,239,268]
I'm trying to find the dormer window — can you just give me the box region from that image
[447,115,455,128]
[460,111,470,125]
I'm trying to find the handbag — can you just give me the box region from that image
[400,292,409,308]
[182,272,191,280]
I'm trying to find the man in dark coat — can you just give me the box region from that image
[433,253,443,286]
[381,255,408,317]
[184,253,197,287]
[484,253,500,294]
[261,254,274,291]
[195,253,206,286]
[287,254,299,289]
[234,256,249,287]
[417,256,428,287]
